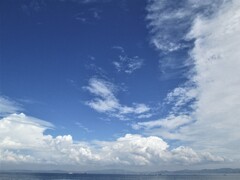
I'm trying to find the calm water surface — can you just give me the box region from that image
[0,173,240,180]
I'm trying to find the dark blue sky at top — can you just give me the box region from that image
[0,0,188,140]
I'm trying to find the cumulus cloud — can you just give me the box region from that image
[0,113,97,165]
[2,0,239,170]
[84,78,151,120]
[0,112,224,170]
[0,113,53,152]
[145,0,240,160]
[112,46,144,74]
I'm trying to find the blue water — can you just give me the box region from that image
[0,173,240,180]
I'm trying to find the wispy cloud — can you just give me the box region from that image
[146,0,224,53]
[84,78,119,113]
[146,0,225,79]
[145,0,240,160]
[75,122,92,133]
[59,0,111,4]
[112,46,144,74]
[0,96,22,117]
[21,0,46,15]
[74,8,102,23]
[133,114,192,131]
[80,0,111,4]
[84,77,151,120]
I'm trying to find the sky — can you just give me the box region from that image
[0,0,240,172]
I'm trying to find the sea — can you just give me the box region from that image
[0,173,240,180]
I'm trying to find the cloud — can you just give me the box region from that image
[146,0,225,79]
[21,0,46,15]
[0,113,97,165]
[0,96,22,117]
[74,8,102,23]
[84,78,119,113]
[133,114,192,131]
[0,113,53,150]
[145,0,240,160]
[58,0,110,4]
[84,78,151,120]
[146,0,224,53]
[180,0,240,158]
[0,113,224,170]
[112,46,144,74]
[120,104,150,115]
[75,122,92,133]
[80,0,110,4]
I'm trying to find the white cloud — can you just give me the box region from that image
[146,0,225,78]
[0,113,98,165]
[0,96,22,117]
[84,78,151,120]
[145,0,240,161]
[74,8,102,23]
[137,113,153,119]
[100,134,225,168]
[119,104,150,115]
[146,0,224,53]
[170,146,225,164]
[84,78,119,113]
[180,0,240,158]
[133,114,192,131]
[112,46,144,74]
[112,46,125,53]
[75,122,92,133]
[0,113,53,150]
[80,0,109,4]
[0,113,224,170]
[95,134,169,166]
[165,84,197,108]
[85,78,116,99]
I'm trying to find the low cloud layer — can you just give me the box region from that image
[0,111,224,171]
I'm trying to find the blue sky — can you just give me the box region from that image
[1,0,240,171]
[1,0,183,141]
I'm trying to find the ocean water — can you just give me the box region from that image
[0,173,240,180]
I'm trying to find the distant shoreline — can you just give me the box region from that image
[1,168,240,175]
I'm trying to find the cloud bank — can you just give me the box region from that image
[139,0,240,160]
[0,110,224,171]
